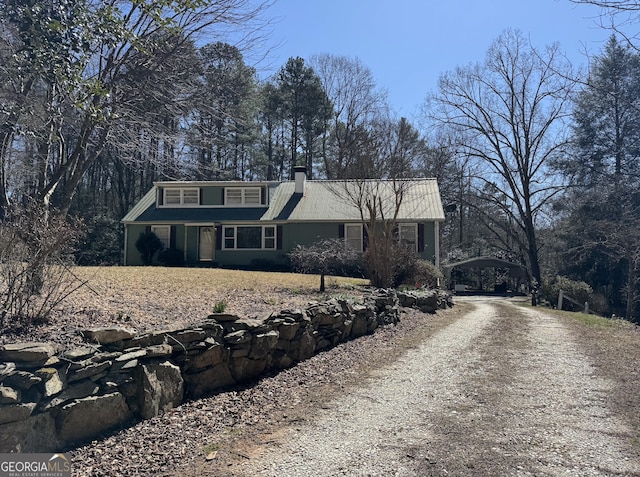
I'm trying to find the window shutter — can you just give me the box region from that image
[277,225,283,249]
[418,223,425,252]
[145,225,151,233]
[338,224,345,239]
[157,189,163,206]
[170,226,177,248]
[221,189,225,205]
[261,187,266,205]
[199,188,203,205]
[215,226,222,250]
[363,226,369,251]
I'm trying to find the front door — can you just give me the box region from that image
[199,226,214,261]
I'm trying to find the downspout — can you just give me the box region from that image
[434,221,440,269]
[184,226,188,264]
[123,224,128,265]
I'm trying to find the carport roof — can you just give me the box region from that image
[443,257,526,270]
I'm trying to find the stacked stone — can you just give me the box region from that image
[264,309,315,369]
[397,289,453,313]
[0,288,448,453]
[366,289,401,326]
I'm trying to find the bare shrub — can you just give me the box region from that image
[289,238,363,292]
[401,258,443,289]
[0,203,86,329]
[386,245,442,289]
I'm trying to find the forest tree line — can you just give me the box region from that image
[1,0,640,321]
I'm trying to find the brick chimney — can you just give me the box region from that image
[294,166,307,194]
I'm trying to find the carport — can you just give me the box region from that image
[443,256,528,295]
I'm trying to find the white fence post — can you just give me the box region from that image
[584,301,589,314]
[558,289,564,311]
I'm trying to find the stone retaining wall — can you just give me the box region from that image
[0,289,450,453]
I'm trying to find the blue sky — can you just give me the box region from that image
[257,0,618,119]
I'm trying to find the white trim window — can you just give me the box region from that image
[263,226,276,249]
[225,187,261,206]
[223,225,276,250]
[151,225,170,248]
[162,188,199,206]
[344,223,363,251]
[398,223,418,251]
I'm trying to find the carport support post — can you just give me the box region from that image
[558,290,563,311]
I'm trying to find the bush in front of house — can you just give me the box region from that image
[403,259,443,289]
[248,257,290,272]
[157,248,184,267]
[390,245,442,289]
[135,231,163,265]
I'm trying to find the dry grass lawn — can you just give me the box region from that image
[2,266,368,346]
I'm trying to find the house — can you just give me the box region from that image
[121,168,445,269]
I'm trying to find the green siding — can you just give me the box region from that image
[125,224,146,265]
[421,222,436,263]
[126,220,439,268]
[125,223,187,265]
[214,250,287,268]
[173,224,185,252]
[200,185,268,206]
[201,186,223,206]
[282,222,339,249]
[213,222,340,268]
[185,226,199,262]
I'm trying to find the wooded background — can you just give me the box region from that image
[1,0,639,320]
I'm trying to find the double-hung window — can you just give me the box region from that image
[151,225,171,248]
[344,224,363,251]
[163,188,199,206]
[223,225,277,250]
[225,187,262,206]
[263,226,276,249]
[398,223,418,251]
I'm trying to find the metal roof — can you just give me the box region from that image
[443,257,528,279]
[121,188,157,223]
[442,257,526,270]
[122,178,445,224]
[262,179,445,222]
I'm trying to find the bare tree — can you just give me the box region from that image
[0,0,272,218]
[328,178,419,288]
[427,30,578,284]
[570,0,640,46]
[310,54,388,178]
[571,0,640,9]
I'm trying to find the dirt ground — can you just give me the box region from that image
[67,294,640,476]
[219,297,640,476]
[0,267,367,347]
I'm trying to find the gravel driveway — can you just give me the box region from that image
[229,297,640,476]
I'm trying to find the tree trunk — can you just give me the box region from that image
[625,251,637,321]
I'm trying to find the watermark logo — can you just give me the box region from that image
[0,453,71,477]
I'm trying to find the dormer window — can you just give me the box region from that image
[161,188,199,207]
[225,187,262,206]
